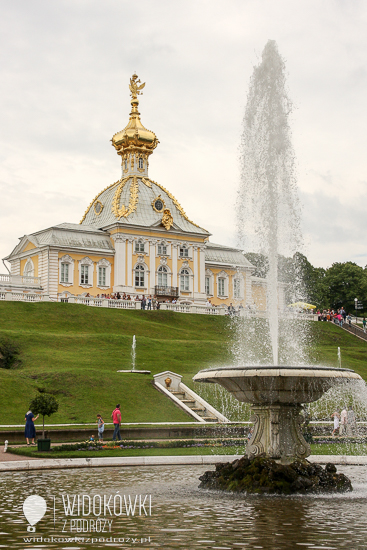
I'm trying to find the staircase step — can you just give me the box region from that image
[191,407,206,412]
[181,399,196,404]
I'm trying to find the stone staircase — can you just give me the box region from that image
[153,371,229,423]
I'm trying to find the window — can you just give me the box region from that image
[180,269,190,291]
[179,245,189,257]
[61,263,69,283]
[81,265,89,284]
[124,159,128,170]
[157,243,167,255]
[218,278,225,296]
[135,240,145,253]
[157,266,168,287]
[138,157,144,169]
[234,278,241,299]
[23,259,34,277]
[205,276,210,295]
[98,267,106,286]
[135,265,145,287]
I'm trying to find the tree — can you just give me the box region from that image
[29,393,59,439]
[323,262,367,313]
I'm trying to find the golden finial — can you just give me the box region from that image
[129,73,145,100]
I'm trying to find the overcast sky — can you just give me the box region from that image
[1,0,366,269]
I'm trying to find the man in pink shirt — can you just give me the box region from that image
[111,404,122,441]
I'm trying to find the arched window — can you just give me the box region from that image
[138,157,144,169]
[135,240,145,253]
[23,259,34,278]
[157,266,168,287]
[135,265,145,287]
[180,269,190,292]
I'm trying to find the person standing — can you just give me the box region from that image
[339,407,347,436]
[111,404,121,441]
[147,296,152,310]
[363,317,366,334]
[24,410,39,445]
[347,406,357,436]
[96,414,105,442]
[331,410,340,436]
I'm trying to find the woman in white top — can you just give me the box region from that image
[331,410,340,436]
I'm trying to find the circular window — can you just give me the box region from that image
[94,200,103,215]
[154,199,164,212]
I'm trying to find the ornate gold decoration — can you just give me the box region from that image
[151,195,166,213]
[93,200,104,216]
[111,176,139,219]
[80,179,121,224]
[141,177,152,188]
[146,178,206,230]
[129,74,145,100]
[165,377,172,388]
[162,208,173,230]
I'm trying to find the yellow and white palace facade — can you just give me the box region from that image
[2,75,268,310]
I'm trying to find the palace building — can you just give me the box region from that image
[3,75,267,309]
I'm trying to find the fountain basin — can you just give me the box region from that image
[193,366,362,464]
[193,366,362,404]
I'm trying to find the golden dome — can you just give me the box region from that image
[111,74,159,155]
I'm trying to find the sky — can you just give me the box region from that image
[1,0,366,269]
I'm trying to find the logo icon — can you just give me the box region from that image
[23,495,47,532]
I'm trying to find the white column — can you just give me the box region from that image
[149,240,156,293]
[172,243,178,289]
[193,246,198,293]
[199,246,206,294]
[127,239,133,287]
[113,235,126,287]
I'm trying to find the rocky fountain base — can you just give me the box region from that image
[193,365,362,494]
[199,455,352,494]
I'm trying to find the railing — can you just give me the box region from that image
[154,286,179,297]
[0,291,44,302]
[0,273,42,287]
[159,303,226,315]
[60,295,141,310]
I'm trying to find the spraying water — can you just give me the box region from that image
[237,40,303,366]
[338,347,341,368]
[131,335,136,370]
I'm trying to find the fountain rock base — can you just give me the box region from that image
[248,404,310,465]
[199,455,353,494]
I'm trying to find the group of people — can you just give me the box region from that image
[93,404,121,443]
[331,407,357,436]
[317,308,366,332]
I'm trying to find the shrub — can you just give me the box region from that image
[0,338,21,369]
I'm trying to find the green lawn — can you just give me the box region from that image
[0,302,366,424]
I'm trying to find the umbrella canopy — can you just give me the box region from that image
[288,302,316,310]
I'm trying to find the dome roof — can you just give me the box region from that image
[80,176,209,236]
[111,74,158,154]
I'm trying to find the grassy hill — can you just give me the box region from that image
[0,302,366,424]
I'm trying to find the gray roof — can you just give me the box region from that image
[205,242,254,268]
[5,224,113,259]
[80,177,209,236]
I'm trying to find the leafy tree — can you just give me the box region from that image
[323,262,367,313]
[0,338,21,369]
[29,393,59,439]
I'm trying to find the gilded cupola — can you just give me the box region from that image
[111,74,159,177]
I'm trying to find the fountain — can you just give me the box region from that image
[117,335,151,374]
[193,41,362,491]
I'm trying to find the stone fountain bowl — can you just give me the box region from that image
[193,366,362,405]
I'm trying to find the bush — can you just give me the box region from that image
[0,338,21,369]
